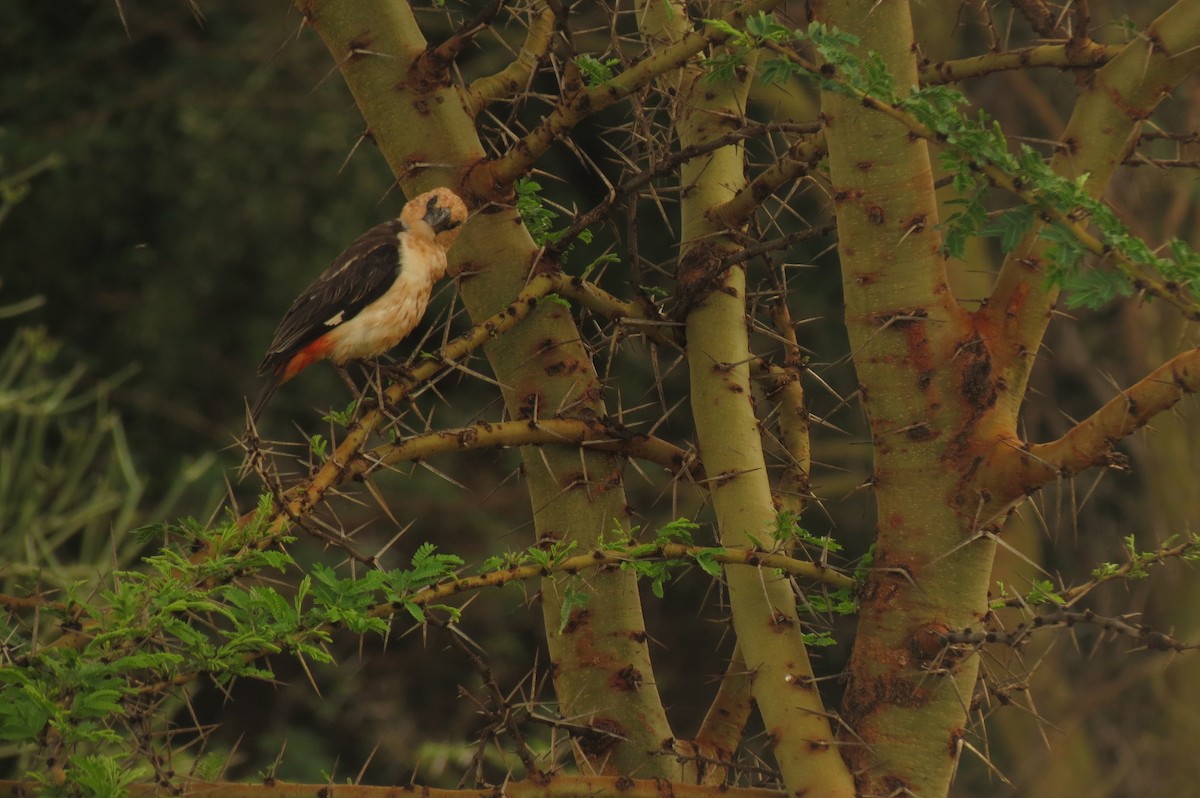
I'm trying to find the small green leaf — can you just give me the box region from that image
[1025,580,1065,606]
[322,400,358,426]
[574,54,620,86]
[308,433,328,459]
[694,547,725,578]
[558,578,591,634]
[704,18,743,40]
[980,204,1035,253]
[803,631,837,647]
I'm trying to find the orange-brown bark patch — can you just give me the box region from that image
[561,606,592,635]
[577,717,625,759]
[958,334,997,411]
[612,665,643,692]
[910,622,951,662]
[899,213,928,233]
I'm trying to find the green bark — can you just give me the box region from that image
[673,37,856,798]
[812,0,994,793]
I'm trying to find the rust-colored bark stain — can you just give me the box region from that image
[561,606,592,635]
[451,257,484,281]
[958,334,998,411]
[870,662,933,713]
[1005,278,1032,323]
[544,356,588,377]
[900,319,934,375]
[576,717,626,760]
[909,622,951,662]
[858,571,905,613]
[1105,81,1157,121]
[832,187,866,204]
[612,665,643,692]
[899,213,927,233]
[675,240,733,319]
[905,423,938,442]
[947,727,966,761]
[514,391,541,419]
[593,464,625,499]
[578,383,606,408]
[880,774,917,796]
[769,612,796,631]
[841,669,934,730]
[786,672,816,691]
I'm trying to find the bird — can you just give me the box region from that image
[249,187,469,420]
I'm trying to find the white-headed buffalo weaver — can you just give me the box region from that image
[250,187,469,420]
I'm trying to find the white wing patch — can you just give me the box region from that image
[323,310,346,327]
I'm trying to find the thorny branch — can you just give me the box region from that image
[918,42,1119,83]
[994,346,1200,497]
[432,615,547,783]
[989,536,1200,610]
[481,0,784,189]
[367,417,698,479]
[465,3,557,117]
[945,608,1199,652]
[548,121,822,257]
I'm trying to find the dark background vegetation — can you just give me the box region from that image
[2,1,1198,793]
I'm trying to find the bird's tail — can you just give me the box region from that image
[249,372,282,422]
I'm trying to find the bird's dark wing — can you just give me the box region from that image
[258,220,405,375]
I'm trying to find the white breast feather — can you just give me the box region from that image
[322,234,445,363]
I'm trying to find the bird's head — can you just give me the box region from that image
[423,196,455,231]
[404,187,469,250]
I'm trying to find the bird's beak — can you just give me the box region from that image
[424,198,460,233]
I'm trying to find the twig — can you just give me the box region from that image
[945,608,1199,652]
[481,0,785,189]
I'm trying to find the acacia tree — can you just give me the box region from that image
[4,1,1200,796]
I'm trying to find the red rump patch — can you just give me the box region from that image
[280,335,334,382]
